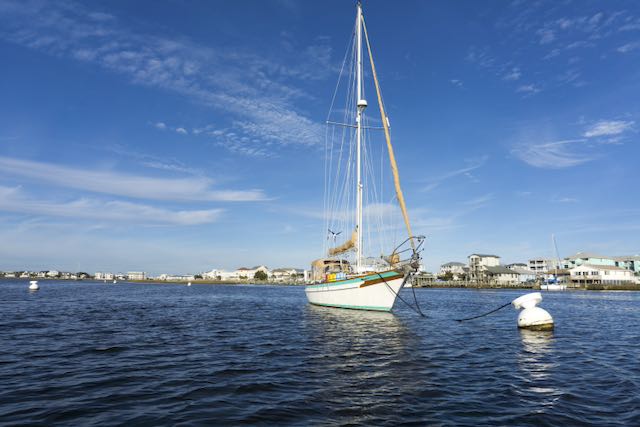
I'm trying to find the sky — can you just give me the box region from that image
[0,0,639,275]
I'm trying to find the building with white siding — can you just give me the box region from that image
[570,264,635,285]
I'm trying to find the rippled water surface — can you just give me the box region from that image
[1,280,639,425]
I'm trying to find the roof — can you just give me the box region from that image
[469,253,500,258]
[566,252,610,260]
[485,266,517,275]
[613,255,640,261]
[575,264,629,271]
[507,263,527,267]
[441,262,465,267]
[511,268,536,275]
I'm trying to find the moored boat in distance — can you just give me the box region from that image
[305,1,423,312]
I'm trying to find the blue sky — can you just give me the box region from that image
[0,0,639,274]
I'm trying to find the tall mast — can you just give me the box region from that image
[355,0,366,272]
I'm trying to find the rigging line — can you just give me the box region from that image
[376,272,426,317]
[454,302,511,322]
[362,15,415,250]
[326,21,356,123]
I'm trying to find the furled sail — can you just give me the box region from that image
[328,229,357,256]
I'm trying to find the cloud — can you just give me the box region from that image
[503,67,521,81]
[0,156,266,202]
[450,79,463,87]
[552,196,578,203]
[175,127,188,135]
[154,122,167,130]
[617,41,640,53]
[511,139,595,168]
[461,193,494,209]
[537,29,556,44]
[422,156,488,192]
[583,120,634,137]
[0,186,223,225]
[0,0,326,154]
[516,84,541,94]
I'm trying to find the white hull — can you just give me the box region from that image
[305,272,405,312]
[540,284,567,291]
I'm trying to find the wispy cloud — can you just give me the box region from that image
[421,156,488,192]
[0,186,223,225]
[503,67,521,81]
[516,84,541,94]
[0,0,327,154]
[0,156,266,202]
[583,120,634,137]
[449,79,464,88]
[511,139,594,168]
[552,196,578,203]
[616,41,640,53]
[461,193,494,209]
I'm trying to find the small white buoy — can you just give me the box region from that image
[187,282,192,287]
[113,280,117,284]
[29,280,39,291]
[512,292,554,331]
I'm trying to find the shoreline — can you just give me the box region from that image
[2,277,640,291]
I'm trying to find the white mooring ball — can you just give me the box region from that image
[28,280,39,291]
[512,292,554,330]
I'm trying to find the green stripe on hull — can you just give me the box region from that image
[305,270,401,290]
[309,302,391,312]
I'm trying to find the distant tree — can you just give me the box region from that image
[254,270,268,281]
[438,271,454,281]
[194,274,203,280]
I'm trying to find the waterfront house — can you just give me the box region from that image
[570,264,635,286]
[127,271,146,280]
[439,262,466,278]
[528,258,556,273]
[562,252,616,269]
[468,254,500,281]
[202,269,222,280]
[484,266,519,284]
[235,265,270,279]
[271,268,300,282]
[613,255,640,273]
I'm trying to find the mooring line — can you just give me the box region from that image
[377,272,426,317]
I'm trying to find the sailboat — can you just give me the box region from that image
[305,1,424,312]
[540,234,567,291]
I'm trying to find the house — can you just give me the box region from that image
[506,263,528,271]
[528,258,556,273]
[484,266,519,284]
[562,252,616,269]
[511,268,537,283]
[570,264,635,285]
[127,272,146,280]
[271,268,300,282]
[202,269,222,280]
[613,255,640,273]
[235,265,270,279]
[468,254,500,281]
[439,262,466,277]
[46,270,60,278]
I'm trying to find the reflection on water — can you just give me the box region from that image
[517,329,559,406]
[301,305,420,425]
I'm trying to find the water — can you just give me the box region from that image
[1,281,639,426]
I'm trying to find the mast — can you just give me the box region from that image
[355,0,366,272]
